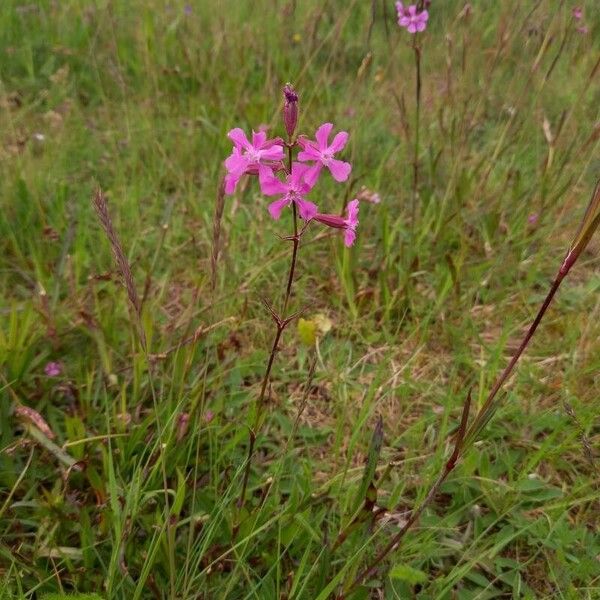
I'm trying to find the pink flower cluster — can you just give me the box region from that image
[223,112,359,246]
[396,2,429,33]
[572,6,589,34]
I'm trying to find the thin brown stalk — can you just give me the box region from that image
[343,393,471,596]
[339,181,600,596]
[211,178,226,292]
[410,39,422,238]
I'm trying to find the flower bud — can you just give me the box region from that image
[283,83,298,139]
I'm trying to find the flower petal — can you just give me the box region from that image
[268,196,291,220]
[224,150,248,175]
[224,173,239,195]
[228,128,251,150]
[303,163,323,188]
[259,166,288,195]
[344,228,356,247]
[327,159,352,182]
[329,131,349,153]
[297,147,322,162]
[315,123,333,150]
[252,130,267,148]
[295,197,318,221]
[290,162,311,185]
[261,144,285,161]
[345,199,360,226]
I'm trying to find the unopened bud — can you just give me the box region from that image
[283,83,298,139]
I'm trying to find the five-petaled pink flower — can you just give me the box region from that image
[44,361,62,377]
[224,128,285,195]
[298,123,352,186]
[396,2,429,33]
[313,199,360,247]
[260,162,318,221]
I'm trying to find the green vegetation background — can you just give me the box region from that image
[0,1,599,598]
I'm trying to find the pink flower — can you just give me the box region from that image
[396,2,429,33]
[576,24,588,34]
[572,6,583,20]
[313,199,359,247]
[44,361,62,377]
[297,123,352,186]
[224,128,285,195]
[259,162,318,221]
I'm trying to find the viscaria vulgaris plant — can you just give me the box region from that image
[395,1,430,241]
[222,84,356,515]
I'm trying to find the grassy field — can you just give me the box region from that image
[1,1,599,598]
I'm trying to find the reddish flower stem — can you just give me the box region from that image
[236,139,300,522]
[410,39,422,238]
[340,265,570,596]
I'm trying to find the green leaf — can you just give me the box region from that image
[352,416,383,514]
[297,318,317,346]
[389,563,428,585]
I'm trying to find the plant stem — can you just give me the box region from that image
[343,267,569,594]
[236,140,300,518]
[283,203,299,315]
[410,39,422,238]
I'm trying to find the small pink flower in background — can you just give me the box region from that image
[313,199,360,247]
[298,123,352,186]
[528,213,539,225]
[44,361,62,377]
[260,162,318,220]
[176,412,190,441]
[396,2,429,33]
[357,186,381,204]
[224,128,285,194]
[572,6,583,19]
[576,24,588,34]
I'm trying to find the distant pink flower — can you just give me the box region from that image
[313,199,360,247]
[528,213,539,225]
[357,186,381,204]
[396,2,429,33]
[297,123,351,186]
[572,6,583,20]
[576,24,588,34]
[224,128,285,194]
[44,361,61,377]
[259,162,318,221]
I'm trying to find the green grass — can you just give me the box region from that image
[1,0,599,598]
